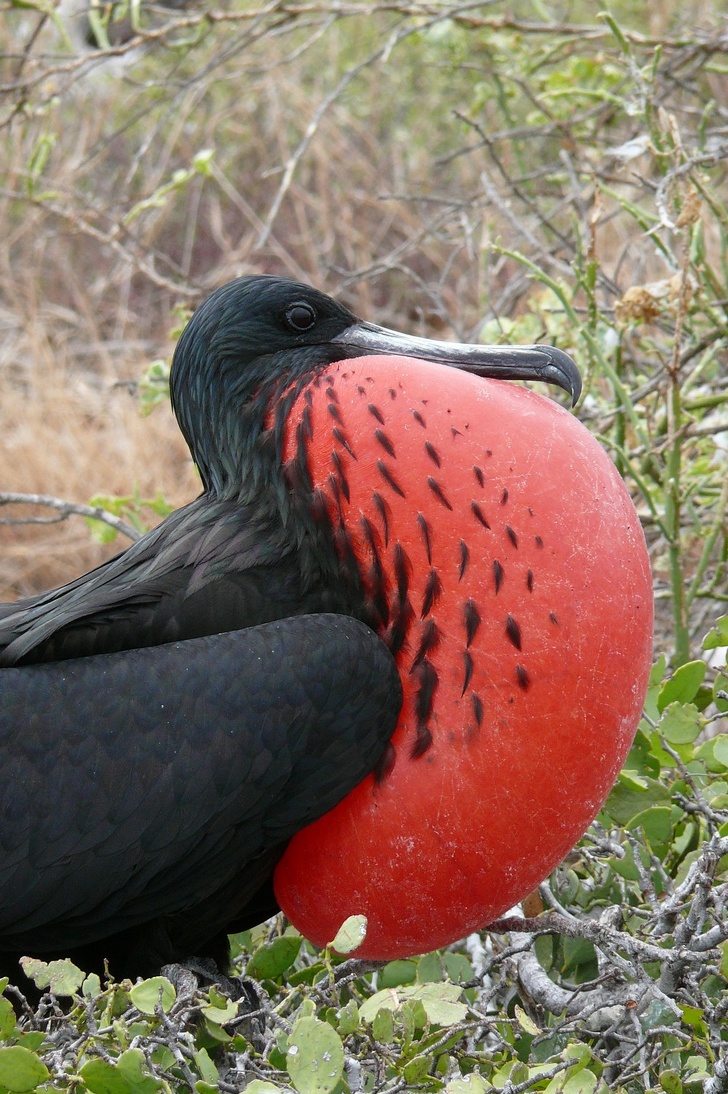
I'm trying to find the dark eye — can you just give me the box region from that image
[285,302,317,332]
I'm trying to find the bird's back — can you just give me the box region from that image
[0,493,352,666]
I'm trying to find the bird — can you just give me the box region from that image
[0,275,652,980]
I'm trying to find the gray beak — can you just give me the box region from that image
[331,321,581,406]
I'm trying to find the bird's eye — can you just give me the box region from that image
[285,302,317,332]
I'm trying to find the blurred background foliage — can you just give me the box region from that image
[1,1,728,1091]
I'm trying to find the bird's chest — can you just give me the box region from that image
[276,352,651,957]
[282,355,581,766]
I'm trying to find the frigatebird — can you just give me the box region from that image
[0,275,584,982]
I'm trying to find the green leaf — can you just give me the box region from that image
[362,980,467,1028]
[337,999,359,1035]
[649,654,668,686]
[627,805,673,853]
[245,1084,284,1094]
[562,1044,593,1070]
[247,935,302,979]
[446,1076,488,1094]
[443,952,473,984]
[81,1048,161,1094]
[416,951,442,983]
[79,1057,123,1093]
[399,998,417,1041]
[14,1034,44,1053]
[85,515,124,545]
[696,735,728,772]
[514,1005,540,1035]
[715,736,728,768]
[603,773,670,825]
[693,685,715,713]
[555,867,580,905]
[404,1056,431,1085]
[329,914,367,955]
[610,841,640,880]
[493,1059,530,1087]
[194,1048,218,1085]
[202,1020,232,1046]
[117,1049,162,1093]
[0,998,17,1040]
[379,960,416,988]
[129,976,176,1015]
[562,937,597,977]
[640,655,666,724]
[410,982,468,1027]
[200,995,238,1025]
[702,615,728,650]
[532,934,554,975]
[659,702,703,744]
[360,988,400,1023]
[624,727,660,777]
[657,1070,682,1094]
[403,997,428,1031]
[287,963,326,987]
[372,1006,395,1043]
[545,1071,598,1094]
[286,1016,344,1094]
[151,1047,175,1072]
[10,0,56,12]
[684,1055,710,1082]
[19,956,84,996]
[138,359,172,415]
[0,1046,49,1091]
[679,1005,707,1032]
[657,661,706,711]
[83,973,102,998]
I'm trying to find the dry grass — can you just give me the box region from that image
[1,0,727,658]
[0,306,198,599]
[0,4,491,600]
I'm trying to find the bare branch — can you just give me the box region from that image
[0,493,141,544]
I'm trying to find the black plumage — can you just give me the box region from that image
[0,616,400,978]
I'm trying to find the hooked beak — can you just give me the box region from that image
[330,321,581,406]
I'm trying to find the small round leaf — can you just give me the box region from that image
[330,914,367,955]
[129,976,176,1015]
[447,1077,488,1094]
[247,935,302,979]
[0,1046,49,1092]
[658,702,703,744]
[286,1016,344,1094]
[19,956,84,996]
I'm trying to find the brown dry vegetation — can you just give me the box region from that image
[0,326,196,597]
[1,0,727,653]
[0,3,492,599]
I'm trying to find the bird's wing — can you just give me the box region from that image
[0,614,401,955]
[0,496,317,666]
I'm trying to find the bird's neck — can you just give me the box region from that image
[179,363,381,624]
[181,370,273,500]
[194,379,365,612]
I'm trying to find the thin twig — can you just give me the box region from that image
[0,493,141,543]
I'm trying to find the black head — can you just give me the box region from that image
[170,276,361,495]
[171,274,581,498]
[172,276,359,392]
